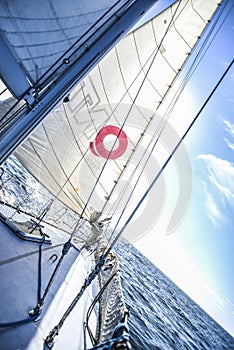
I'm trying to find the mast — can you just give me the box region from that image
[0,0,157,165]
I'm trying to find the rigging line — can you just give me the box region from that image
[154,1,226,122]
[86,270,119,345]
[162,0,231,122]
[0,199,78,237]
[132,29,164,97]
[90,0,182,133]
[41,123,89,211]
[0,315,38,328]
[63,105,113,200]
[166,3,231,113]
[134,2,189,95]
[0,87,7,95]
[0,99,26,126]
[69,0,183,235]
[170,0,193,50]
[97,64,136,149]
[104,59,234,255]
[0,243,64,267]
[103,116,164,249]
[63,100,124,205]
[101,1,197,220]
[79,79,123,173]
[62,0,183,246]
[75,84,121,174]
[27,138,84,215]
[100,114,156,217]
[190,0,207,24]
[150,21,176,75]
[115,45,154,123]
[57,112,110,216]
[34,0,130,88]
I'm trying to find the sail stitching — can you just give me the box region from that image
[56,0,185,240]
[96,64,136,148]
[151,16,177,76]
[133,29,163,100]
[41,123,90,211]
[32,0,130,87]
[170,1,193,50]
[100,114,156,218]
[79,82,123,172]
[27,137,86,214]
[115,44,152,123]
[43,1,226,346]
[101,0,189,248]
[3,2,35,83]
[62,102,111,197]
[162,0,230,123]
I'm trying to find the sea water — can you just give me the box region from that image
[115,241,234,350]
[1,156,234,350]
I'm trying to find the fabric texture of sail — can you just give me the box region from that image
[0,0,133,86]
[15,0,219,221]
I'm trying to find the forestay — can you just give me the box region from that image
[14,0,219,223]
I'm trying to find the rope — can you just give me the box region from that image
[42,4,195,346]
[0,222,47,327]
[85,259,119,345]
[29,240,73,317]
[87,334,130,350]
[102,0,232,246]
[87,311,131,350]
[104,59,234,256]
[44,255,106,348]
[62,102,109,200]
[0,315,38,328]
[162,0,232,123]
[65,0,183,243]
[37,225,45,303]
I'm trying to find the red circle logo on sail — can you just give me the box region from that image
[90,125,128,160]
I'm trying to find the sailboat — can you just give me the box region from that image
[0,0,229,349]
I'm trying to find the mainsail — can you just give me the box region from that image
[0,0,220,233]
[12,0,220,230]
[0,0,150,95]
[0,0,226,348]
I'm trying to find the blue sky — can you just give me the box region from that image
[0,0,233,339]
[135,0,234,337]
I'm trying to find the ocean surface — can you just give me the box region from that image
[1,156,234,350]
[115,240,234,350]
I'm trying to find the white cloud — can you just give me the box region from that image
[206,189,223,225]
[196,154,234,226]
[223,119,234,151]
[224,137,234,151]
[224,119,234,138]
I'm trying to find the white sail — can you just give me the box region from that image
[0,0,128,83]
[14,0,219,225]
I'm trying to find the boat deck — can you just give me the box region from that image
[0,218,97,349]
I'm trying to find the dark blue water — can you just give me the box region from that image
[1,156,234,349]
[115,240,234,350]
